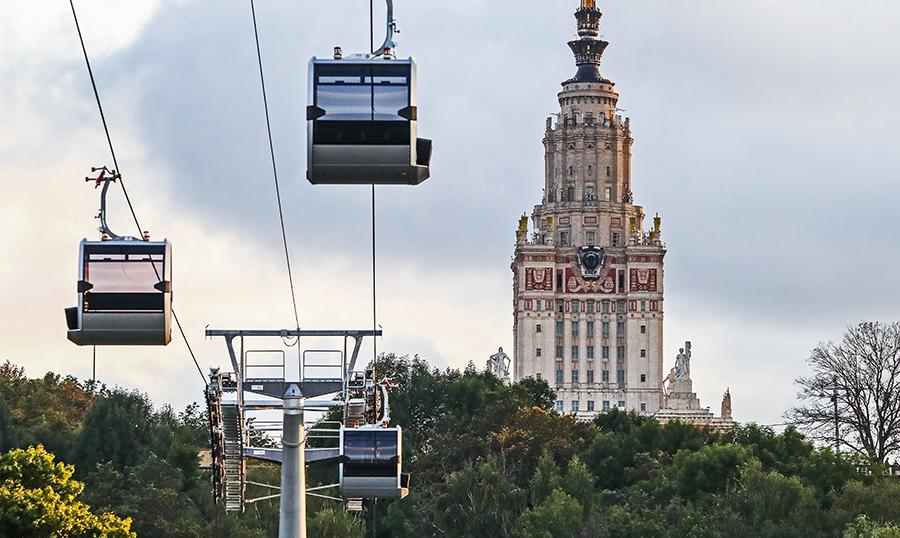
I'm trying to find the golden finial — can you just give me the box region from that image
[546,216,554,232]
[654,213,661,234]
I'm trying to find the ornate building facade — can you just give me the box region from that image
[512,0,666,419]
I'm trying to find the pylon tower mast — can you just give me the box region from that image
[513,0,666,418]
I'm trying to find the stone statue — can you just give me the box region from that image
[721,388,732,419]
[674,341,691,380]
[486,347,511,381]
[516,214,528,243]
[650,213,661,242]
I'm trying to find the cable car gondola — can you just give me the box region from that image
[307,56,431,185]
[339,426,409,499]
[65,167,173,346]
[65,239,172,346]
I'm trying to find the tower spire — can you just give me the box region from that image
[567,0,609,83]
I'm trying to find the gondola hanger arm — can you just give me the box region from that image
[371,0,397,58]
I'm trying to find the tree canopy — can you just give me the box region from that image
[0,354,899,537]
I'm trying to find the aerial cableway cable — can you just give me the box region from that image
[250,0,302,332]
[68,0,206,386]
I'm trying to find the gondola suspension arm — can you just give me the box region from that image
[371,0,396,57]
[85,166,128,241]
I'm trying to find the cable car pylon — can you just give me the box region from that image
[211,1,432,536]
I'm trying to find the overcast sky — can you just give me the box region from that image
[2,0,900,426]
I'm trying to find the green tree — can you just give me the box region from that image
[726,460,823,537]
[832,479,900,530]
[0,445,134,537]
[844,516,900,538]
[308,507,365,538]
[72,389,155,473]
[561,457,595,516]
[515,489,582,538]
[671,444,751,500]
[529,451,561,505]
[433,457,526,538]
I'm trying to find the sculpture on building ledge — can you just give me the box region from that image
[657,341,736,431]
[516,214,529,244]
[486,347,511,382]
[721,389,733,420]
[650,213,662,242]
[674,342,691,380]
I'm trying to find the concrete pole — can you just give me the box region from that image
[279,384,306,538]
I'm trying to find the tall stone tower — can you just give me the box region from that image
[512,0,666,418]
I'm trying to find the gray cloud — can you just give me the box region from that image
[6,0,900,422]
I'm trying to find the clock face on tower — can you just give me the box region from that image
[578,246,606,279]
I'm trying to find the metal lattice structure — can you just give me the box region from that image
[204,328,406,536]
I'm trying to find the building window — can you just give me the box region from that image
[640,349,646,358]
[556,271,563,290]
[602,370,609,382]
[618,272,626,292]
[586,231,596,246]
[617,346,625,360]
[572,323,579,337]
[571,300,580,314]
[587,300,595,313]
[587,369,594,383]
[556,400,564,412]
[588,400,595,412]
[571,346,579,360]
[587,165,593,176]
[556,346,564,359]
[556,321,564,336]
[587,346,595,360]
[619,400,626,408]
[617,321,625,335]
[604,187,611,201]
[602,346,610,360]
[602,300,610,313]
[602,322,610,337]
[556,300,565,313]
[556,370,564,384]
[641,403,647,412]
[587,321,595,338]
[536,323,542,333]
[617,370,625,384]
[536,348,543,357]
[641,300,647,312]
[559,232,569,246]
[612,232,621,247]
[640,373,647,383]
[606,166,611,177]
[640,325,646,334]
[572,400,580,412]
[568,165,574,176]
[572,370,579,383]
[603,401,610,411]
[617,300,626,313]
[536,301,543,312]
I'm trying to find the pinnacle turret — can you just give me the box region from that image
[567,0,609,83]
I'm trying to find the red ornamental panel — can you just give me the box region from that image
[650,300,659,312]
[525,268,554,291]
[584,216,598,226]
[629,300,637,312]
[564,268,616,295]
[629,268,658,292]
[545,300,554,311]
[524,299,533,310]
